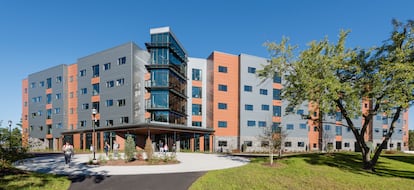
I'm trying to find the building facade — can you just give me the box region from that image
[22,27,409,152]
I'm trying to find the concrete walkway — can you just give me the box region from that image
[14,152,250,176]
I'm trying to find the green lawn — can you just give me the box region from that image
[190,152,414,190]
[0,167,71,190]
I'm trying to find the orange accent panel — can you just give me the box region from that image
[46,119,52,125]
[68,64,78,131]
[272,117,281,123]
[46,104,52,109]
[46,134,52,139]
[192,115,202,122]
[199,136,205,151]
[22,79,29,147]
[91,77,100,84]
[145,73,150,80]
[192,80,202,87]
[192,98,202,105]
[91,95,100,103]
[272,100,282,106]
[308,102,319,149]
[272,83,282,89]
[73,133,80,150]
[46,88,52,94]
[210,52,240,137]
[335,136,342,141]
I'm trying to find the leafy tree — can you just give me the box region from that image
[124,135,136,162]
[258,20,414,171]
[258,123,286,165]
[409,130,414,150]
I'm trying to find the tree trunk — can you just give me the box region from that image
[362,151,375,171]
[270,152,274,165]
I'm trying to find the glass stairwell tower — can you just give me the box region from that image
[145,27,188,125]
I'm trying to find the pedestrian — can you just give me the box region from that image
[164,143,168,153]
[172,143,176,153]
[104,141,110,157]
[113,140,119,157]
[159,141,164,153]
[62,141,74,166]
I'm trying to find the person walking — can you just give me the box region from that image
[62,141,74,166]
[113,140,119,158]
[104,141,110,157]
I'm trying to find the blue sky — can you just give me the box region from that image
[0,0,413,129]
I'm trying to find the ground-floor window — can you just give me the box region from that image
[285,142,292,147]
[298,142,305,147]
[218,141,227,147]
[336,141,342,149]
[244,141,252,147]
[344,142,350,148]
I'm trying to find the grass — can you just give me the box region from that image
[189,152,414,190]
[0,166,71,190]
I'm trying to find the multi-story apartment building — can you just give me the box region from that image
[22,27,409,152]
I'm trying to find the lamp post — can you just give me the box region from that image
[92,108,97,161]
[8,120,12,149]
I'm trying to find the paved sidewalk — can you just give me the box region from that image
[14,152,249,176]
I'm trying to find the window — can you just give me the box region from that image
[383,129,388,137]
[336,126,342,135]
[218,84,227,91]
[106,120,113,126]
[46,78,52,89]
[298,142,305,147]
[80,69,86,77]
[116,78,125,86]
[286,124,294,130]
[261,141,269,147]
[192,69,202,81]
[46,94,52,104]
[192,104,202,115]
[118,57,126,65]
[54,108,60,114]
[192,121,202,127]
[244,141,253,147]
[272,122,281,133]
[297,109,304,115]
[30,82,36,88]
[47,109,52,119]
[244,85,252,92]
[117,99,126,107]
[70,108,74,114]
[92,64,100,77]
[54,93,60,100]
[92,83,100,95]
[273,73,281,83]
[273,89,281,100]
[273,106,281,116]
[218,103,227,109]
[325,125,331,130]
[192,86,202,98]
[258,121,267,127]
[285,142,292,147]
[245,104,253,111]
[47,125,52,134]
[218,66,228,73]
[120,116,129,124]
[336,112,342,121]
[56,76,62,83]
[261,104,270,111]
[104,63,111,71]
[106,99,113,107]
[106,80,114,88]
[81,88,87,95]
[259,89,268,95]
[70,92,74,98]
[344,142,350,148]
[374,128,380,133]
[300,123,307,129]
[376,115,381,120]
[69,76,74,82]
[247,67,256,73]
[218,121,227,128]
[82,103,89,110]
[247,120,256,127]
[218,141,227,147]
[80,120,87,127]
[382,117,388,124]
[39,81,44,87]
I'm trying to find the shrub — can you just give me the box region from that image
[144,137,153,160]
[124,136,136,162]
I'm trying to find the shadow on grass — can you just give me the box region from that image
[291,153,414,179]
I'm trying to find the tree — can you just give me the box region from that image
[144,136,154,160]
[124,135,136,162]
[409,130,414,150]
[258,20,414,171]
[258,123,286,165]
